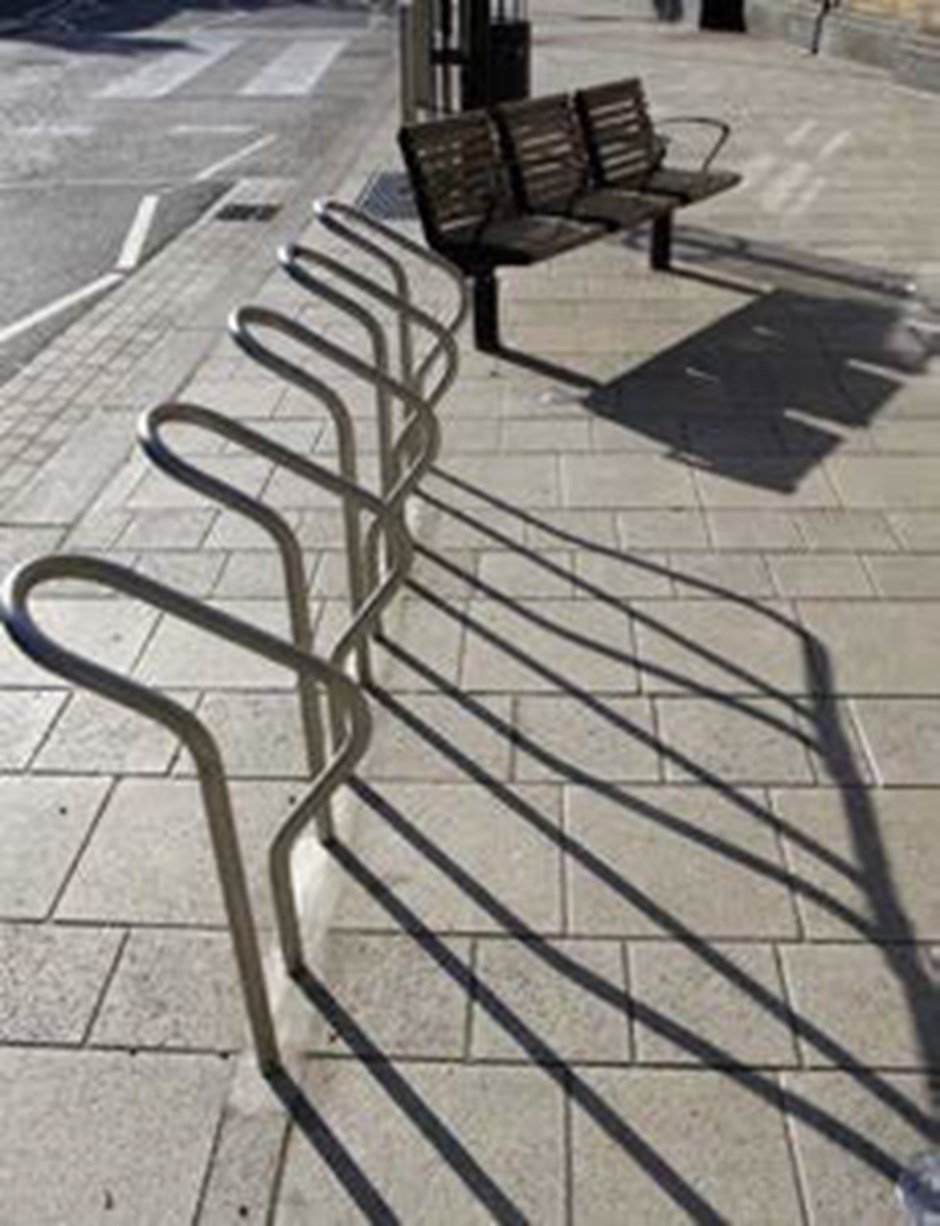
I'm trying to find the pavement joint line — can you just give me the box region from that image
[115,193,161,273]
[0,273,124,346]
[193,133,278,183]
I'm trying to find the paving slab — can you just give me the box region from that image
[570,1069,804,1224]
[275,1061,565,1224]
[0,1049,231,1225]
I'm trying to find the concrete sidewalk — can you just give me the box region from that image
[2,0,940,1222]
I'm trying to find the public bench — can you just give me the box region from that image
[398,77,740,350]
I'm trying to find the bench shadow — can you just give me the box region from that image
[489,229,939,495]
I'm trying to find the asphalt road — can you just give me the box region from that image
[0,0,375,382]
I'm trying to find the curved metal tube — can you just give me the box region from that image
[313,198,469,394]
[1,553,372,1073]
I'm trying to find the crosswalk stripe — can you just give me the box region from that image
[96,35,239,100]
[239,40,344,96]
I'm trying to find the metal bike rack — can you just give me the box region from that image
[311,198,469,402]
[0,554,372,1075]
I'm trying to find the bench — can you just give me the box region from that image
[398,77,740,351]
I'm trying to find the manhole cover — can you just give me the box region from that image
[354,170,418,221]
[214,202,282,223]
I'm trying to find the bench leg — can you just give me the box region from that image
[651,213,673,271]
[473,271,500,352]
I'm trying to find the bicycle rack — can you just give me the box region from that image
[0,554,372,1075]
[310,198,470,400]
[0,203,471,1077]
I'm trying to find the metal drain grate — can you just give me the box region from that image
[354,170,417,222]
[215,202,282,223]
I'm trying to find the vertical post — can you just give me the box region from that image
[651,213,673,271]
[473,270,500,352]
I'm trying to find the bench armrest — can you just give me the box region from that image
[653,116,731,173]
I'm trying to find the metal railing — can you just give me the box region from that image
[0,554,372,1075]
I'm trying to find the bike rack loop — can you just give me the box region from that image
[226,304,456,669]
[311,198,470,397]
[0,553,372,1075]
[139,393,428,754]
[277,242,461,492]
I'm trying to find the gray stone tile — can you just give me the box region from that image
[275,1061,565,1224]
[117,508,215,550]
[573,550,673,597]
[781,943,940,1069]
[57,778,299,927]
[566,786,800,938]
[865,554,940,597]
[305,932,472,1058]
[197,1094,288,1226]
[0,923,123,1043]
[562,454,699,508]
[571,1069,804,1224]
[461,598,637,693]
[471,937,630,1063]
[693,461,840,509]
[616,509,711,550]
[215,550,316,599]
[0,690,67,770]
[131,550,226,598]
[827,456,940,508]
[499,417,591,452]
[797,509,898,551]
[888,511,940,551]
[706,511,802,551]
[412,500,525,551]
[34,691,196,775]
[92,929,246,1051]
[0,1048,231,1224]
[184,692,310,778]
[125,456,271,510]
[773,788,940,940]
[432,454,561,507]
[525,509,619,551]
[514,694,660,783]
[0,599,159,687]
[851,698,940,785]
[798,600,940,693]
[632,599,808,695]
[656,696,815,784]
[135,599,303,690]
[334,782,564,934]
[769,554,873,597]
[0,777,111,919]
[362,693,513,781]
[351,596,465,692]
[669,552,776,598]
[782,1072,939,1224]
[477,550,575,598]
[630,941,799,1067]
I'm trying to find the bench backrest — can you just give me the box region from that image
[494,93,592,213]
[398,111,518,251]
[575,79,658,190]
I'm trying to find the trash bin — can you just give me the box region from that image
[490,3,530,104]
[461,0,531,110]
[699,0,746,31]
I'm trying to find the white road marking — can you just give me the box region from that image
[787,176,827,218]
[96,34,239,99]
[239,39,344,96]
[784,118,817,147]
[116,192,160,271]
[0,272,122,345]
[11,125,92,137]
[760,161,813,213]
[737,152,777,193]
[193,132,276,181]
[170,123,253,135]
[819,130,853,160]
